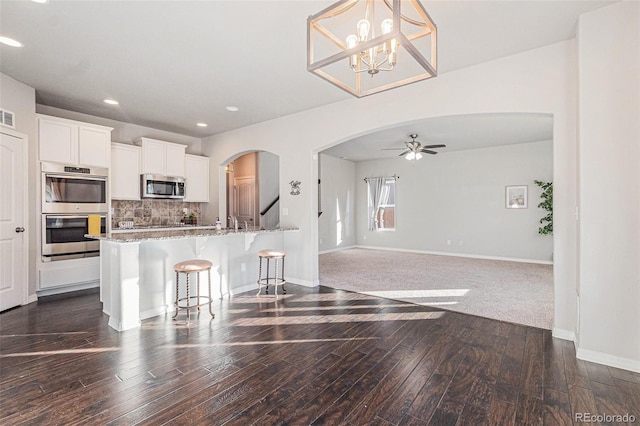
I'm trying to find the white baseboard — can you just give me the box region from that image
[355,245,553,265]
[552,328,576,341]
[576,347,640,373]
[319,245,357,255]
[227,283,259,297]
[26,294,38,305]
[140,306,170,321]
[286,277,318,287]
[36,281,100,297]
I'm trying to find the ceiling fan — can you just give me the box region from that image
[382,134,446,160]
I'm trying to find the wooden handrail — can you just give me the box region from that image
[260,196,279,216]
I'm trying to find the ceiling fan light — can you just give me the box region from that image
[415,152,423,160]
[406,152,416,160]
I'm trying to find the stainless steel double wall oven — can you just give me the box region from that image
[41,162,108,261]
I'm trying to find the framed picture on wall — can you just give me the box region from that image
[505,185,528,209]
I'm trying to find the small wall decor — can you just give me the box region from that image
[505,185,528,209]
[289,180,301,196]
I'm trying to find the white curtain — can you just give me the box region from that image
[367,177,390,231]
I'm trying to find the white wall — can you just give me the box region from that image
[1,73,38,298]
[355,140,553,261]
[258,151,280,229]
[577,1,640,371]
[36,105,202,154]
[319,154,356,252]
[202,40,578,332]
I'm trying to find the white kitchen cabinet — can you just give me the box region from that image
[185,154,210,202]
[166,143,187,177]
[37,257,100,295]
[134,137,186,177]
[111,143,141,200]
[38,114,112,167]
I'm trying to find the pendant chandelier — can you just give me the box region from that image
[307,0,437,97]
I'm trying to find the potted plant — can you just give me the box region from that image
[534,180,553,235]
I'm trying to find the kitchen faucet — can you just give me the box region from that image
[228,216,238,231]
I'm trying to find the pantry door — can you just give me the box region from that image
[0,129,28,311]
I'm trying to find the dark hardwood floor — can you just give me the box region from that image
[1,285,639,425]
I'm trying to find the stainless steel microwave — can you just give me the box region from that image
[141,174,185,199]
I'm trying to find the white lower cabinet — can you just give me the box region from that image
[38,257,100,293]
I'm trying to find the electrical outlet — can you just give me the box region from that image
[241,262,246,272]
[282,208,288,216]
[447,239,451,245]
[183,208,188,214]
[363,235,367,240]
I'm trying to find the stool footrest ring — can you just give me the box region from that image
[175,295,213,310]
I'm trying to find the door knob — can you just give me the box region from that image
[15,227,25,233]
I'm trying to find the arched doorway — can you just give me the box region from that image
[316,113,555,329]
[224,151,280,230]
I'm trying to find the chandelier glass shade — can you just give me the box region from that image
[307,0,437,97]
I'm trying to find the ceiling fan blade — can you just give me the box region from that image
[420,149,439,155]
[398,149,411,157]
[420,144,446,149]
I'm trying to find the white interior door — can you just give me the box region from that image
[0,130,27,311]
[234,176,255,227]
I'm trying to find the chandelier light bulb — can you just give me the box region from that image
[357,19,370,42]
[381,18,393,34]
[346,35,359,69]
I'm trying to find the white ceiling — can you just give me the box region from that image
[0,0,613,141]
[321,113,553,161]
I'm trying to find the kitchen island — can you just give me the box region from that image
[87,227,297,331]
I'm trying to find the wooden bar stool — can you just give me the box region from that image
[173,259,214,324]
[256,249,286,298]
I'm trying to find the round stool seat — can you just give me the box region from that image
[258,249,286,258]
[174,259,213,273]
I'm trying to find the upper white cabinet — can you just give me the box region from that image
[185,154,210,202]
[38,114,112,168]
[134,137,186,177]
[111,143,141,200]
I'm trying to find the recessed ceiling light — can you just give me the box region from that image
[32,0,49,3]
[197,123,208,127]
[225,106,239,112]
[103,99,119,105]
[0,36,23,48]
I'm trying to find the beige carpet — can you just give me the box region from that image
[319,248,553,329]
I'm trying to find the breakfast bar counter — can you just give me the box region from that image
[88,227,298,331]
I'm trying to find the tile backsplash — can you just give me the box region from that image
[111,199,202,228]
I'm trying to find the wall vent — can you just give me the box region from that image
[0,109,16,129]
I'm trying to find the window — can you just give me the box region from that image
[367,177,396,231]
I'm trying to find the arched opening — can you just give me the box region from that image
[316,112,554,329]
[223,151,280,230]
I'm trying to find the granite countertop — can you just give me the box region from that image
[86,227,298,242]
